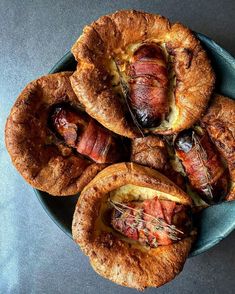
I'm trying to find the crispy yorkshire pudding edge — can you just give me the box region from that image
[70,10,215,138]
[72,162,195,290]
[5,72,106,196]
[202,94,235,201]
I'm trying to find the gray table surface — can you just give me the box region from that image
[1,0,235,293]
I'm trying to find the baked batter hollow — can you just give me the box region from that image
[72,163,195,290]
[5,72,107,196]
[71,10,215,138]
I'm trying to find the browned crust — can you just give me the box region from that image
[82,162,192,205]
[71,10,215,138]
[131,136,185,191]
[5,72,106,196]
[202,94,235,201]
[72,162,194,290]
[131,135,167,170]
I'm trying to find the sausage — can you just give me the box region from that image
[174,129,229,204]
[50,104,88,147]
[128,43,169,128]
[111,197,191,247]
[50,104,126,163]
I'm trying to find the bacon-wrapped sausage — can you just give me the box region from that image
[174,129,229,204]
[50,104,126,163]
[128,43,169,128]
[111,197,191,247]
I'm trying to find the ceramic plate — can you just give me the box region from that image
[34,33,235,257]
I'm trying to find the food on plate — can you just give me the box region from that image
[131,135,185,189]
[5,72,128,196]
[70,10,215,138]
[50,103,126,163]
[174,128,229,204]
[4,8,235,290]
[128,43,169,128]
[131,135,167,170]
[72,163,196,290]
[202,94,235,200]
[111,196,191,247]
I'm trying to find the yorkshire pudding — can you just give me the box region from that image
[131,135,167,170]
[202,94,235,201]
[72,163,195,290]
[70,10,215,138]
[131,135,185,190]
[5,72,127,196]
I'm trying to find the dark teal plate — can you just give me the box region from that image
[34,33,235,257]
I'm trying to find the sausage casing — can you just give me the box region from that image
[128,43,169,128]
[50,104,126,163]
[174,129,229,203]
[111,197,191,247]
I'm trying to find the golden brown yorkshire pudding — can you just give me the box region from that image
[72,163,195,290]
[5,72,128,196]
[131,135,167,170]
[131,135,185,190]
[202,94,235,201]
[70,10,215,138]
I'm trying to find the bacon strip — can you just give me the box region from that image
[160,200,176,224]
[128,43,169,128]
[51,105,124,163]
[111,197,188,247]
[77,120,112,163]
[130,62,168,84]
[174,129,229,203]
[76,120,97,157]
[143,197,165,219]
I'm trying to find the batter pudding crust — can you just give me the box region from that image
[70,10,215,138]
[202,94,235,200]
[5,72,106,196]
[72,163,194,290]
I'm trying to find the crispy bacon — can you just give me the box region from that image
[174,129,229,203]
[159,200,176,224]
[50,104,125,163]
[76,120,114,163]
[128,43,169,128]
[111,197,189,247]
